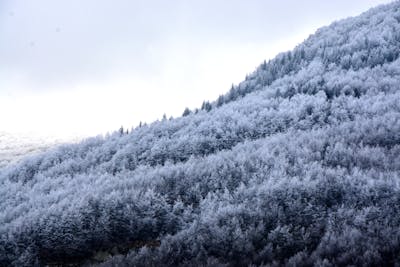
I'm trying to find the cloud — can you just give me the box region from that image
[0,0,392,136]
[0,0,389,90]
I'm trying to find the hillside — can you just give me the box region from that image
[1,2,400,266]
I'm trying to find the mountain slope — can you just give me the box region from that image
[1,2,400,266]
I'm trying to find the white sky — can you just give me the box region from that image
[0,0,392,138]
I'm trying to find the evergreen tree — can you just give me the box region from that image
[182,107,191,117]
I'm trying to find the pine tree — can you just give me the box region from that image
[182,107,191,117]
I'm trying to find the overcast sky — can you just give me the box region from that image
[0,0,392,138]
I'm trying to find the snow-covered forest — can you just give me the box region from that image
[1,2,400,266]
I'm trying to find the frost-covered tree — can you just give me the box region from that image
[182,107,191,117]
